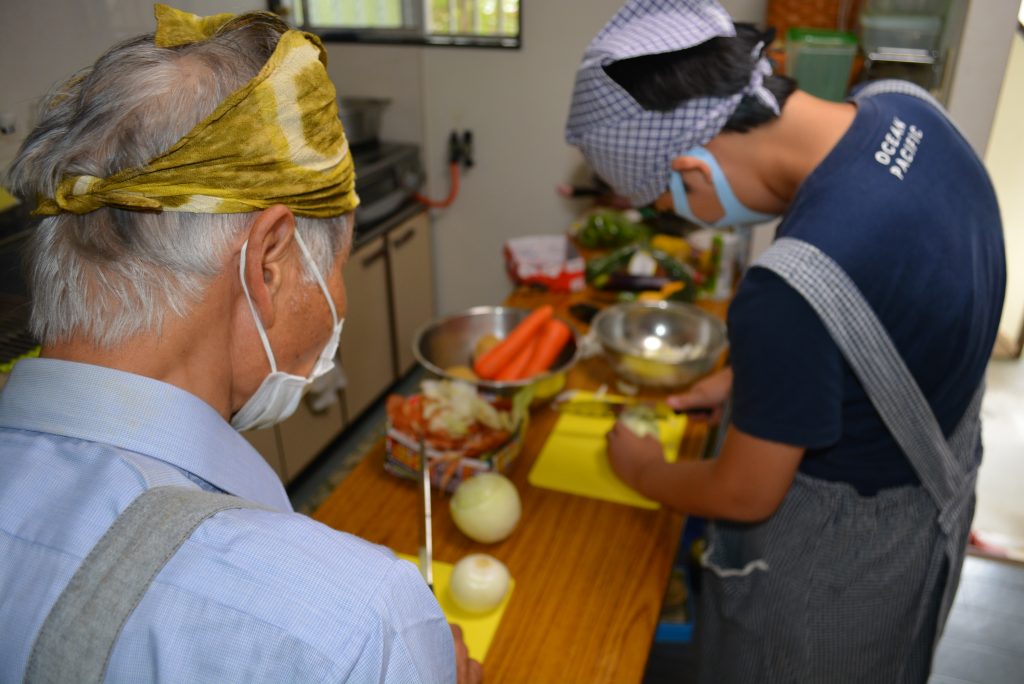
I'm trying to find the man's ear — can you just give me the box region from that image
[671,154,714,189]
[241,204,297,330]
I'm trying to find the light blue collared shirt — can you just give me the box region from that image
[0,358,454,683]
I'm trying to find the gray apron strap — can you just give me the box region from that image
[754,237,981,631]
[24,486,264,684]
[755,238,971,520]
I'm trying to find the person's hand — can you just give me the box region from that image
[665,367,732,424]
[451,624,483,684]
[605,421,665,491]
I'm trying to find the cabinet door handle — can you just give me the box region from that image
[361,247,387,268]
[392,228,416,249]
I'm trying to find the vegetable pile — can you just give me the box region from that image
[386,380,514,457]
[573,210,651,249]
[585,244,699,302]
[470,305,572,382]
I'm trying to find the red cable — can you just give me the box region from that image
[414,162,460,209]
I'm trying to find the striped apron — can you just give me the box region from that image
[697,82,983,684]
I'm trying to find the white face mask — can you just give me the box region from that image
[231,230,344,432]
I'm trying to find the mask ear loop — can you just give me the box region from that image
[239,239,279,374]
[292,228,339,327]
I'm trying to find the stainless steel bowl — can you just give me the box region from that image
[412,306,580,398]
[337,97,391,147]
[591,301,728,388]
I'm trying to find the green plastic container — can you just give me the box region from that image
[785,28,858,102]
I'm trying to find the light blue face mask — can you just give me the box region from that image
[670,146,779,228]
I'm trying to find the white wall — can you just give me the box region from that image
[985,30,1024,345]
[0,0,260,173]
[325,45,425,146]
[419,0,766,314]
[418,0,622,313]
[2,0,1017,321]
[945,0,1020,155]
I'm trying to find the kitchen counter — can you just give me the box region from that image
[351,199,425,251]
[312,286,728,683]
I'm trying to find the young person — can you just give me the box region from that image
[566,1,1005,681]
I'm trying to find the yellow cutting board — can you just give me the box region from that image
[528,393,686,509]
[398,554,515,662]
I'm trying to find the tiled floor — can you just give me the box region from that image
[974,358,1024,558]
[291,358,1024,683]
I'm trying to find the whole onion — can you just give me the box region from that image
[448,553,511,614]
[449,472,521,544]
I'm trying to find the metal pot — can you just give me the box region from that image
[412,306,581,400]
[337,97,391,146]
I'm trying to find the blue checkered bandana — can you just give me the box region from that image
[565,0,779,207]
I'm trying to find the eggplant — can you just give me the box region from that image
[601,273,672,292]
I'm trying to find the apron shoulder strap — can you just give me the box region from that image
[850,78,967,141]
[24,486,265,684]
[753,238,973,516]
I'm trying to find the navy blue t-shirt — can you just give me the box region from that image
[728,91,1005,495]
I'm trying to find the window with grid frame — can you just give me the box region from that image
[271,0,521,48]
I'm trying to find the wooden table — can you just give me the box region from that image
[313,288,728,683]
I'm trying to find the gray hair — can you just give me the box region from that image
[6,14,351,348]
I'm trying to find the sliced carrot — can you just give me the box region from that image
[494,336,539,381]
[521,319,571,378]
[473,305,554,379]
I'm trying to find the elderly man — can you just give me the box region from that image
[0,6,479,683]
[567,1,1004,682]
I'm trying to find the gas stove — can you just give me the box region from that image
[350,141,424,235]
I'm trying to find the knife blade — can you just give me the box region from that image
[553,398,712,420]
[417,434,434,593]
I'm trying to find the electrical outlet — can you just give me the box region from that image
[460,130,474,168]
[0,112,16,136]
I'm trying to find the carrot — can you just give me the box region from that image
[473,305,554,379]
[521,319,571,378]
[494,336,539,381]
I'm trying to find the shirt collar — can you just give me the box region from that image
[0,358,292,511]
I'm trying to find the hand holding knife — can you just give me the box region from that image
[552,395,713,420]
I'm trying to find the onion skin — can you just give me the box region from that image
[450,473,522,544]
[449,553,511,614]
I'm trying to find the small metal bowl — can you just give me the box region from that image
[412,305,581,399]
[591,301,728,388]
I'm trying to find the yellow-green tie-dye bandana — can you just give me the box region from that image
[35,4,358,219]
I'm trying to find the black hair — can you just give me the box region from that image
[603,24,796,133]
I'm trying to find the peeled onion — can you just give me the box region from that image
[449,553,510,614]
[450,473,521,544]
[618,404,660,439]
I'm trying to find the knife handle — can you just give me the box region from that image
[675,407,714,418]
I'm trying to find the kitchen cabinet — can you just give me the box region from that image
[275,392,345,481]
[341,209,434,420]
[243,427,285,481]
[387,211,435,375]
[340,234,395,420]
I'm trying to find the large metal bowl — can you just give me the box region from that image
[591,301,728,388]
[412,306,580,398]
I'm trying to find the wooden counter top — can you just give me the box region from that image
[313,287,727,683]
